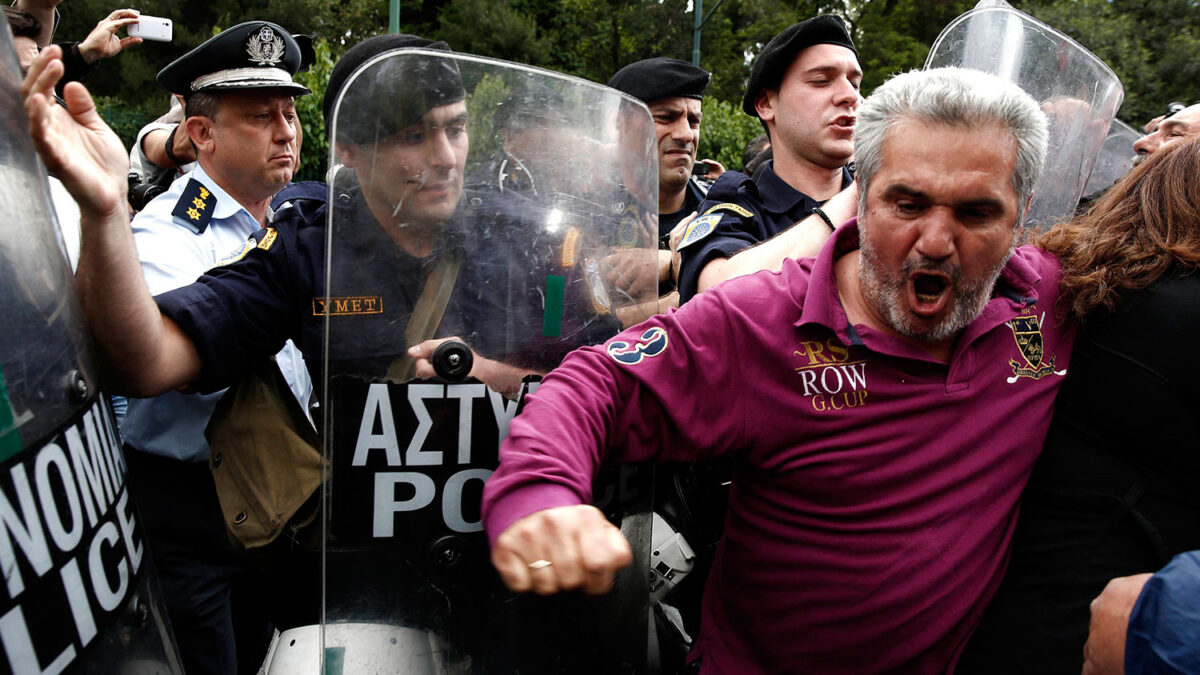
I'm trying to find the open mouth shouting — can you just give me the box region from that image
[908,269,954,317]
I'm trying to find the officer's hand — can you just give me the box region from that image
[492,505,632,595]
[1082,573,1152,675]
[602,248,659,299]
[23,46,128,218]
[77,9,142,64]
[409,337,535,399]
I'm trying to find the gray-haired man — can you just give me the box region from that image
[482,67,1073,673]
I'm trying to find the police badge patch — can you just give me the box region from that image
[1007,315,1058,381]
[217,239,255,266]
[676,214,722,251]
[584,259,612,315]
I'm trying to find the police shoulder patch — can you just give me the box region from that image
[676,213,723,251]
[703,202,754,219]
[561,227,581,268]
[257,227,278,251]
[607,326,669,365]
[217,239,256,266]
[583,258,612,315]
[171,178,215,234]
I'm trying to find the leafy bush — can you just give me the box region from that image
[697,98,763,173]
[93,97,156,153]
[293,36,336,183]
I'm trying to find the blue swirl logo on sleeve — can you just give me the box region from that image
[607,327,669,365]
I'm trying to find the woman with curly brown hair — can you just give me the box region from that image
[959,136,1200,673]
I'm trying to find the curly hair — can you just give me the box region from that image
[1036,135,1200,318]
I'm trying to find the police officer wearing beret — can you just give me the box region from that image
[106,21,313,675]
[675,15,863,303]
[608,57,714,240]
[607,57,718,313]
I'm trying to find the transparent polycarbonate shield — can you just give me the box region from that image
[1081,118,1140,202]
[926,1,1124,228]
[318,49,659,673]
[0,27,181,675]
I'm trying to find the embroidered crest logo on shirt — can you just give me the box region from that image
[172,179,214,234]
[246,26,285,66]
[313,296,384,316]
[607,327,668,365]
[793,337,869,412]
[1006,314,1058,381]
[676,213,722,251]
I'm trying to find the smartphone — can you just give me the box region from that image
[128,16,173,42]
[692,161,710,176]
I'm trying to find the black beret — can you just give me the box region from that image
[607,57,711,104]
[157,22,310,97]
[325,35,464,145]
[742,15,856,116]
[495,78,568,132]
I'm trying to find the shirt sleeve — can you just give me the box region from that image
[155,224,312,393]
[676,212,766,303]
[1125,550,1200,675]
[55,42,91,94]
[131,210,224,296]
[676,173,766,303]
[481,287,750,544]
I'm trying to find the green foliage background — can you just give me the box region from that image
[52,0,1200,178]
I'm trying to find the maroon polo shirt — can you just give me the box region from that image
[484,221,1074,673]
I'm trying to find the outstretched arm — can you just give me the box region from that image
[491,505,632,595]
[682,181,857,296]
[24,46,201,396]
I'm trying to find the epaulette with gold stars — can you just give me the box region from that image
[171,178,215,234]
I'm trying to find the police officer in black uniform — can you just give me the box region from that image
[675,15,861,303]
[607,58,712,244]
[606,57,713,315]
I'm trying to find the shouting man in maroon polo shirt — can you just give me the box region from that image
[482,67,1073,674]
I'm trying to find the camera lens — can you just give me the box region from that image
[128,180,167,212]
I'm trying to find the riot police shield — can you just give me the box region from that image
[0,27,181,675]
[1081,118,1140,203]
[926,0,1124,228]
[301,50,659,674]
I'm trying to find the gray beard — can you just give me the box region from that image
[857,230,1012,344]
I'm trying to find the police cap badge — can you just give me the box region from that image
[157,21,311,97]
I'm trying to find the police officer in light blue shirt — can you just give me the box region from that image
[122,163,311,461]
[117,20,313,675]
